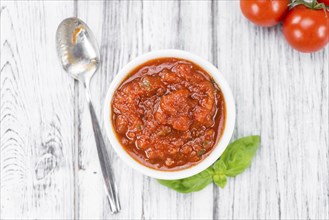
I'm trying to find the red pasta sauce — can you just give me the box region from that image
[111,58,226,170]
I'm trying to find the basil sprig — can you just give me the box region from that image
[157,135,260,193]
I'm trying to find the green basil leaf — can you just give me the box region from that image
[213,174,227,188]
[157,167,214,193]
[212,160,227,188]
[212,159,227,173]
[221,135,260,177]
[157,135,260,193]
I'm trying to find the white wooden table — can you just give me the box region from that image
[1,1,328,219]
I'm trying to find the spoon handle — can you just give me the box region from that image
[84,86,121,214]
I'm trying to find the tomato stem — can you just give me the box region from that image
[289,0,329,16]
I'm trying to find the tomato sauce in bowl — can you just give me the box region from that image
[111,58,226,171]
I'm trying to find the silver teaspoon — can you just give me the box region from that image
[56,17,121,214]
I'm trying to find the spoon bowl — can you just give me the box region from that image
[56,17,99,79]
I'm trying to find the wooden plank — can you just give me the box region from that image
[0,1,75,219]
[214,1,329,219]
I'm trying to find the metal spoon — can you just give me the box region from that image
[56,17,121,214]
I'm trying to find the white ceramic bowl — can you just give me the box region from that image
[103,49,235,180]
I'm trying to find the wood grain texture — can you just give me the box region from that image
[0,1,75,219]
[214,2,329,219]
[1,0,328,219]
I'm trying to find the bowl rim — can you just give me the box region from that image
[103,49,235,180]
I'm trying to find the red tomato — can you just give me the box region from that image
[317,0,329,6]
[240,0,289,27]
[283,6,329,53]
